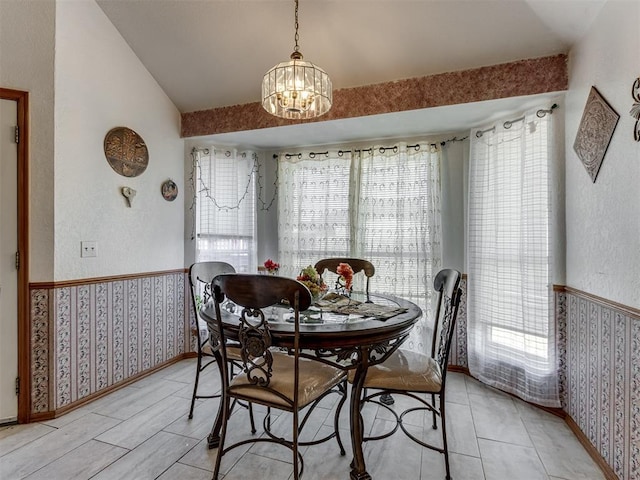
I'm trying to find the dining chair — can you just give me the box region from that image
[314,257,375,301]
[210,274,348,480]
[346,268,462,480]
[187,261,255,434]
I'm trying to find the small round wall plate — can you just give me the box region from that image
[161,179,178,201]
[104,127,149,177]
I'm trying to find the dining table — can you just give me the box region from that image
[200,291,422,480]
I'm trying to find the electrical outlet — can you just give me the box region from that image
[81,241,97,258]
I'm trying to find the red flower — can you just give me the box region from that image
[264,259,280,273]
[336,263,354,291]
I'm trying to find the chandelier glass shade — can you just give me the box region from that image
[261,0,332,120]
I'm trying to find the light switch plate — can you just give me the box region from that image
[81,241,97,258]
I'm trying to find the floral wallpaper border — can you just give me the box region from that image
[30,271,193,415]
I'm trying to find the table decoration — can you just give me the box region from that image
[335,263,354,296]
[263,259,280,274]
[296,265,327,300]
[315,292,407,320]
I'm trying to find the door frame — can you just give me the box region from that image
[0,88,30,423]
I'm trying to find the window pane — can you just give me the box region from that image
[196,149,257,273]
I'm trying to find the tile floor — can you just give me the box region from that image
[0,358,606,480]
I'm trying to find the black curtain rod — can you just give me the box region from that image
[475,103,558,138]
[274,135,469,160]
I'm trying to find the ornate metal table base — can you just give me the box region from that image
[207,432,220,449]
[201,293,421,479]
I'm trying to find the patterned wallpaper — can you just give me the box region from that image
[559,290,640,480]
[29,271,192,415]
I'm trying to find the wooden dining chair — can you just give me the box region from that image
[187,262,255,434]
[210,274,347,480]
[314,257,375,301]
[345,268,462,480]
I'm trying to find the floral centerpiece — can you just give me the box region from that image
[296,265,327,300]
[335,263,354,295]
[263,259,280,274]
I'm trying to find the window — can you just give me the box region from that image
[195,148,257,273]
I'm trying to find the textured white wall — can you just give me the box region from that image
[0,1,56,281]
[565,0,640,308]
[54,0,184,281]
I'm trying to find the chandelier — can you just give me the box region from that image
[261,0,332,120]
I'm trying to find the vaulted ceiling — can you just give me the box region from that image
[96,0,606,147]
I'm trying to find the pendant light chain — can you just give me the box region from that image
[293,0,300,54]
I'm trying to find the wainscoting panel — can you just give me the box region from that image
[562,289,640,480]
[29,271,192,416]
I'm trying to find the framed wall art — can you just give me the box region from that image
[104,126,149,177]
[631,77,640,141]
[161,179,178,201]
[573,86,619,183]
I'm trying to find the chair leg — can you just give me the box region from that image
[212,389,231,480]
[188,348,203,419]
[440,396,451,480]
[228,360,256,433]
[248,402,256,434]
[431,393,437,429]
[334,382,347,455]
[292,408,300,480]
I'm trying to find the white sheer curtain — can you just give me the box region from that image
[355,144,442,353]
[277,150,353,278]
[195,148,257,273]
[278,143,442,354]
[467,109,560,407]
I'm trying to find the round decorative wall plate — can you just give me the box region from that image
[161,179,178,201]
[103,126,149,177]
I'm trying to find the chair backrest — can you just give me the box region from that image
[212,274,312,403]
[314,258,375,298]
[430,269,462,381]
[189,261,236,317]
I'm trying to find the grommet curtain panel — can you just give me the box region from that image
[278,143,442,354]
[467,109,561,407]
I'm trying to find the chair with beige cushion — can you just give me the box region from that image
[210,274,347,480]
[187,261,255,434]
[347,268,462,480]
[314,257,375,301]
